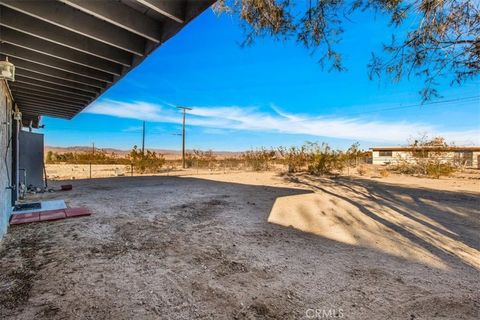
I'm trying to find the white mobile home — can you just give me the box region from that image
[370,146,480,168]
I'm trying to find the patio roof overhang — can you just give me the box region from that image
[0,0,215,127]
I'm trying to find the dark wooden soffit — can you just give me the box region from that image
[0,0,215,126]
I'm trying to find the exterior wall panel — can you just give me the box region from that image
[0,81,13,241]
[372,149,480,168]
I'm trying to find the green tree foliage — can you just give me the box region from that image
[215,0,479,100]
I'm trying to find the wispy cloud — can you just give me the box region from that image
[85,99,480,145]
[122,125,143,132]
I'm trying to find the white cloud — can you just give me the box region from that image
[85,99,480,145]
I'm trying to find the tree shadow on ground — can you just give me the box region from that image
[278,173,480,270]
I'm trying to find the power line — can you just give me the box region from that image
[340,95,480,117]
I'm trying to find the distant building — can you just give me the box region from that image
[370,146,480,168]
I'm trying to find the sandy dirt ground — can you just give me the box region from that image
[0,171,479,319]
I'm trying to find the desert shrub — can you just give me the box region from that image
[219,157,243,170]
[425,162,456,179]
[276,142,368,175]
[129,146,165,173]
[379,168,390,177]
[242,148,276,171]
[45,149,130,165]
[357,164,368,176]
[185,149,216,169]
[345,142,363,167]
[392,161,418,175]
[277,145,307,173]
[392,135,459,178]
[305,142,345,176]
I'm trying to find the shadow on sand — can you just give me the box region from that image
[271,174,480,270]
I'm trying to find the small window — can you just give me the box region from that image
[412,150,428,158]
[379,151,392,157]
[457,151,473,166]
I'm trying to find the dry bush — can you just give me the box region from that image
[219,157,244,171]
[379,168,390,178]
[242,148,276,171]
[345,142,364,167]
[45,149,130,165]
[275,142,367,176]
[357,165,368,176]
[304,142,345,176]
[129,146,165,173]
[392,135,459,179]
[185,150,216,169]
[277,145,307,173]
[425,163,456,179]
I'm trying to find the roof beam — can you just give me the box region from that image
[18,104,75,118]
[16,100,78,113]
[16,69,101,94]
[0,0,146,56]
[10,83,92,104]
[21,111,73,120]
[14,75,97,99]
[58,0,163,43]
[135,0,185,23]
[0,6,132,66]
[0,44,114,83]
[15,96,82,111]
[2,56,108,88]
[11,92,85,109]
[10,87,88,106]
[0,27,123,75]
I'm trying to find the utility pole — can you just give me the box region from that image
[177,106,192,169]
[90,142,94,179]
[141,120,145,155]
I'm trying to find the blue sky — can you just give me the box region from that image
[41,6,480,151]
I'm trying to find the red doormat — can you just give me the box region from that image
[10,208,91,225]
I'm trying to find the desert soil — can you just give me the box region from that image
[0,170,479,319]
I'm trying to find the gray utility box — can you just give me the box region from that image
[19,130,44,188]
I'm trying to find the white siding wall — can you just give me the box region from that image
[372,150,480,168]
[0,81,13,241]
